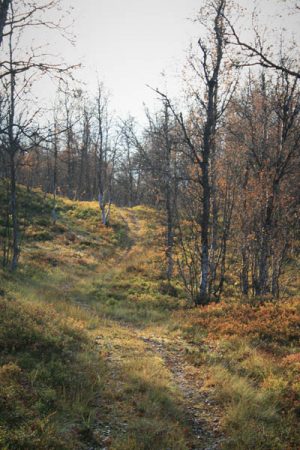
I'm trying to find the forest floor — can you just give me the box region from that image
[101,209,224,450]
[0,187,299,449]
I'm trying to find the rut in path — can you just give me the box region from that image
[137,333,224,450]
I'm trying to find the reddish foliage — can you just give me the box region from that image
[186,299,300,348]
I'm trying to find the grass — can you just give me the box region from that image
[0,183,299,449]
[0,297,104,449]
[0,186,192,449]
[171,300,300,449]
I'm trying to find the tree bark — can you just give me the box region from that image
[10,152,19,270]
[0,0,10,46]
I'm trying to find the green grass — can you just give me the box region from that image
[0,183,299,449]
[0,297,105,449]
[210,365,296,450]
[0,186,194,449]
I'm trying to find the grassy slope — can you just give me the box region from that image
[0,186,299,449]
[0,188,191,449]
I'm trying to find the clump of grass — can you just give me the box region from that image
[0,297,105,449]
[209,366,298,450]
[87,275,182,327]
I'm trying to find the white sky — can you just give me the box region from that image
[22,0,300,121]
[58,0,202,119]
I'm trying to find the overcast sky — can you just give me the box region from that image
[58,0,202,119]
[29,0,300,121]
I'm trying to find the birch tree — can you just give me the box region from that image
[0,0,75,269]
[156,0,236,304]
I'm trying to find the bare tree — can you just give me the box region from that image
[228,70,300,297]
[155,0,236,304]
[225,4,300,79]
[94,82,118,225]
[0,0,75,269]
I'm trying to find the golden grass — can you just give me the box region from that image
[0,187,299,449]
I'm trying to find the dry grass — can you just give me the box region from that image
[0,188,191,449]
[170,300,300,449]
[0,185,299,449]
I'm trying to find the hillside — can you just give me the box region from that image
[0,188,299,450]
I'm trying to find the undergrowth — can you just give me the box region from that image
[0,184,299,449]
[174,300,300,449]
[0,297,104,449]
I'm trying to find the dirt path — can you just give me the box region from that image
[66,209,224,448]
[108,210,224,450]
[138,334,224,450]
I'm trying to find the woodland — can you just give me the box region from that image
[0,0,299,449]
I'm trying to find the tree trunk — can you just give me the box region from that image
[198,162,210,304]
[10,153,19,270]
[256,192,274,295]
[241,245,249,295]
[0,0,10,46]
[166,185,174,282]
